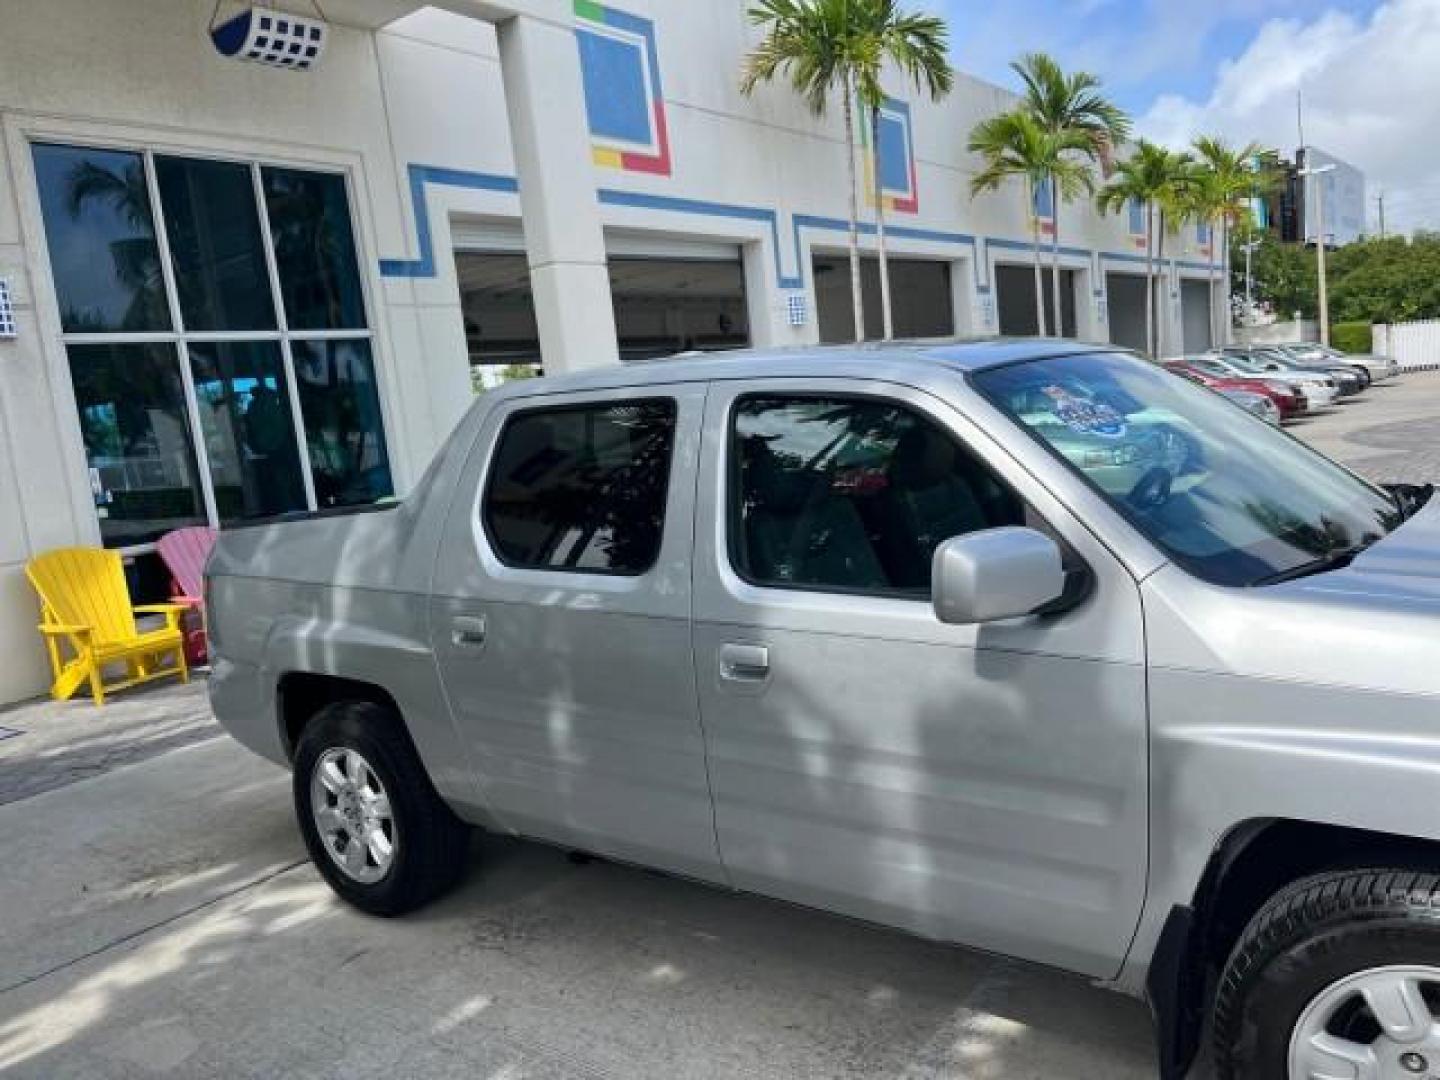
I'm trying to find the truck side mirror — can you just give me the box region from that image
[931,527,1067,625]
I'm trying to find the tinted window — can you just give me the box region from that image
[485,400,676,574]
[154,156,276,331]
[261,167,367,330]
[188,341,307,521]
[292,339,394,508]
[32,144,170,333]
[731,396,1024,594]
[67,342,207,546]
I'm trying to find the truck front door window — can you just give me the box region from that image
[730,395,1026,594]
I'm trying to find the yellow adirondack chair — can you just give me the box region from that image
[25,547,189,705]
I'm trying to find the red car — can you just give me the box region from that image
[1163,361,1306,420]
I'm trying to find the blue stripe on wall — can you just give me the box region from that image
[378,162,1216,289]
[378,164,518,278]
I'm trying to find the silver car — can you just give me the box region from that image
[1220,387,1281,424]
[1282,341,1401,382]
[208,341,1439,1080]
[1195,351,1340,407]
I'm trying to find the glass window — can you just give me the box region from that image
[731,396,1025,594]
[154,155,276,331]
[261,167,367,330]
[292,340,393,508]
[67,342,206,546]
[188,341,307,522]
[32,144,170,333]
[972,352,1404,587]
[484,400,677,574]
[33,144,385,545]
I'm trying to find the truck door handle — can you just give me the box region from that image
[719,643,769,682]
[451,615,488,648]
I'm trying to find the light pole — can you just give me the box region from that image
[1241,238,1262,321]
[1299,159,1337,345]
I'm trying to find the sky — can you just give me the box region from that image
[930,0,1440,234]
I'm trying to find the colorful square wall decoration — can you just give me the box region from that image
[1031,175,1055,237]
[860,97,918,214]
[574,1,672,176]
[1128,197,1147,251]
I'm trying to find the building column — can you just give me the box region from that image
[496,14,619,374]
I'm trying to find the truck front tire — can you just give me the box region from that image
[1214,869,1440,1079]
[293,701,471,915]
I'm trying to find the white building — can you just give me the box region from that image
[0,0,1223,704]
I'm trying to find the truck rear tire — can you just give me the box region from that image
[1213,868,1440,1080]
[293,701,471,915]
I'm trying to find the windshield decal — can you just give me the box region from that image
[1041,385,1128,438]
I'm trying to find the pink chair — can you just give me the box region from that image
[156,526,216,665]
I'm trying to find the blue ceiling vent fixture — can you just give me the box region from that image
[211,4,328,71]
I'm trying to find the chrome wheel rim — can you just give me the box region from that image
[310,747,396,884]
[1289,965,1440,1079]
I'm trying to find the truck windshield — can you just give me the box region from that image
[972,352,1402,586]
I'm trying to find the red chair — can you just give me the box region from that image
[156,526,216,665]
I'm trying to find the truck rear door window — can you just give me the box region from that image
[483,399,677,574]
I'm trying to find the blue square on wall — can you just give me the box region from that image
[1033,176,1055,218]
[577,28,652,146]
[1128,197,1145,234]
[878,113,909,194]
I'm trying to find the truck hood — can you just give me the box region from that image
[1290,492,1440,608]
[1142,493,1440,698]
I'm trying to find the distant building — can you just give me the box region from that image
[1257,148,1367,247]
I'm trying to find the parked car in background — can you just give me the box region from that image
[1188,352,1340,408]
[209,340,1440,1080]
[1224,347,1366,394]
[1218,388,1281,424]
[1280,342,1400,382]
[1163,360,1306,420]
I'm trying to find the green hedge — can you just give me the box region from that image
[1330,321,1372,354]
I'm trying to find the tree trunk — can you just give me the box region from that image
[1211,219,1222,350]
[1218,217,1230,347]
[1049,173,1064,338]
[872,105,894,341]
[1144,203,1155,360]
[1030,180,1048,337]
[1155,209,1168,358]
[842,83,865,342]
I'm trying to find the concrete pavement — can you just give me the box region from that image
[0,739,1157,1079]
[0,679,215,807]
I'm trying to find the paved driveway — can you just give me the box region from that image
[2,371,1436,1079]
[0,739,1156,1079]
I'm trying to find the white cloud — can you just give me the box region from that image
[1137,0,1440,234]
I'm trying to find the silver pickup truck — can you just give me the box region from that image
[208,341,1440,1080]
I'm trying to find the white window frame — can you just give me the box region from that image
[30,141,379,555]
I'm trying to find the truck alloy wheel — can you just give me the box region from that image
[309,746,397,884]
[292,701,471,916]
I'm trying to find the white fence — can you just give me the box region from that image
[1374,320,1440,370]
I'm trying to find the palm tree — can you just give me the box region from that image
[64,159,168,331]
[969,109,1092,337]
[1011,53,1130,338]
[849,0,951,340]
[742,0,870,341]
[1190,137,1273,347]
[1097,140,1192,358]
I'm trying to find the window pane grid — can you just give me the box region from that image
[35,141,390,546]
